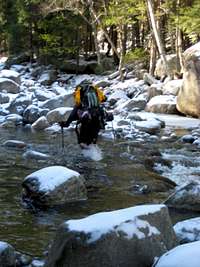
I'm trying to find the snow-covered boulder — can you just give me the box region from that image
[115,95,147,112]
[46,107,73,124]
[162,79,183,96]
[0,241,16,267]
[134,118,163,134]
[45,204,177,267]
[154,241,200,267]
[22,166,87,206]
[0,78,20,93]
[8,92,32,114]
[164,181,200,211]
[32,116,50,130]
[34,88,56,101]
[39,94,74,110]
[38,70,57,86]
[145,95,178,114]
[0,69,21,84]
[107,89,128,106]
[174,217,200,243]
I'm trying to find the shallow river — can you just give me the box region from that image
[0,126,199,257]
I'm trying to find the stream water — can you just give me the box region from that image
[0,126,199,257]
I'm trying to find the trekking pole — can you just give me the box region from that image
[61,125,65,153]
[112,120,116,140]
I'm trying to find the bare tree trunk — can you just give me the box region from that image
[176,0,184,73]
[118,25,125,81]
[147,0,171,77]
[86,0,120,60]
[149,35,157,75]
[91,22,101,65]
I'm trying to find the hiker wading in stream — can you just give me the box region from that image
[59,80,113,148]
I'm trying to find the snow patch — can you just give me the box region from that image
[66,204,163,243]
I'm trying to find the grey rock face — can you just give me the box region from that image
[45,205,177,267]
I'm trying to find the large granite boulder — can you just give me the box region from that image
[0,241,16,267]
[22,166,87,206]
[177,42,200,117]
[45,204,177,267]
[164,181,200,211]
[154,241,200,267]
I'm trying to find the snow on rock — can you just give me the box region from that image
[23,150,50,160]
[134,118,163,134]
[146,95,178,114]
[22,166,87,206]
[45,204,177,267]
[3,140,27,149]
[174,217,200,243]
[0,241,16,267]
[154,241,200,267]
[46,107,73,123]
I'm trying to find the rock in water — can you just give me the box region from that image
[22,166,87,206]
[45,204,177,267]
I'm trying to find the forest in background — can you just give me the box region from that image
[0,0,200,77]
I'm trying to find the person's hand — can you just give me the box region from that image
[58,121,70,127]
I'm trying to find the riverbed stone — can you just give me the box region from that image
[0,241,16,267]
[164,181,200,211]
[3,140,27,149]
[0,78,20,93]
[22,166,87,206]
[45,204,177,267]
[32,116,50,130]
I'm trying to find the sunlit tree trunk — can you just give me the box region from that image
[147,0,171,77]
